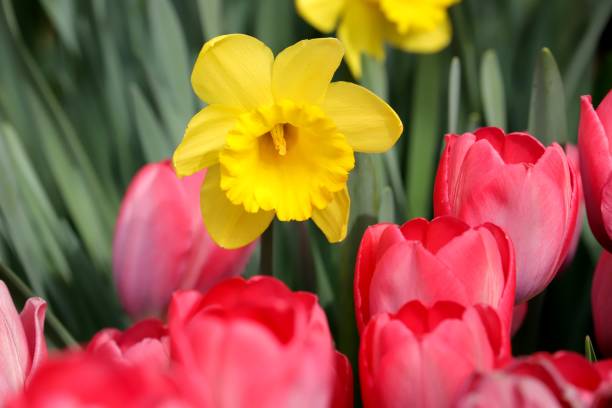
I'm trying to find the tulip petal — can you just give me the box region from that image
[311,187,350,243]
[191,34,274,110]
[272,38,343,105]
[579,95,612,250]
[384,14,452,54]
[593,250,612,356]
[173,105,241,177]
[295,0,345,33]
[323,82,403,153]
[202,165,274,249]
[0,281,28,394]
[602,172,612,241]
[337,1,385,78]
[368,241,469,318]
[19,297,46,380]
[596,90,612,148]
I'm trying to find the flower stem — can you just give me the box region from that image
[259,223,274,276]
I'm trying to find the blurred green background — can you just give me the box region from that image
[0,0,611,375]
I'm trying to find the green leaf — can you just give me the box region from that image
[448,57,462,133]
[39,0,79,54]
[255,0,294,54]
[405,54,443,219]
[361,55,389,100]
[198,0,223,40]
[480,50,506,129]
[308,231,334,308]
[564,0,612,102]
[147,0,194,143]
[585,335,597,363]
[378,186,395,223]
[528,48,567,144]
[130,84,173,163]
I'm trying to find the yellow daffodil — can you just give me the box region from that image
[173,34,402,249]
[296,0,460,78]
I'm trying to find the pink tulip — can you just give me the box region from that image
[359,300,510,408]
[510,303,528,337]
[563,144,584,267]
[113,161,255,319]
[354,216,516,334]
[578,91,612,251]
[434,127,579,303]
[0,281,46,402]
[168,276,351,407]
[87,318,169,370]
[592,250,612,356]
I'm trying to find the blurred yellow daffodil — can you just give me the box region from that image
[173,34,402,249]
[296,0,460,78]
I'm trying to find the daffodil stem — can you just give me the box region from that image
[259,224,274,276]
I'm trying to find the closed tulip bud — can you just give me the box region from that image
[0,281,46,402]
[592,250,612,356]
[578,91,612,251]
[354,216,516,334]
[113,161,255,319]
[87,318,169,370]
[168,276,351,408]
[434,127,579,303]
[359,301,510,408]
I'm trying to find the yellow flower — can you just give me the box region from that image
[173,34,402,249]
[296,0,460,77]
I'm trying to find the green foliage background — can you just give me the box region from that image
[0,0,611,391]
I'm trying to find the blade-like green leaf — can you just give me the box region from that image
[255,0,294,54]
[406,54,443,219]
[378,186,395,223]
[130,84,173,163]
[585,335,597,363]
[480,50,506,129]
[448,57,461,133]
[39,0,79,54]
[528,48,567,144]
[198,0,223,40]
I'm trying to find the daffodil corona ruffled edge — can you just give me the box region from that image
[173,34,402,249]
[296,0,460,78]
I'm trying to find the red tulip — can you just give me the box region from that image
[454,371,562,408]
[457,352,612,407]
[87,318,169,370]
[0,281,46,402]
[510,303,528,337]
[168,276,350,407]
[578,91,612,251]
[359,300,510,408]
[354,216,516,334]
[6,353,187,407]
[592,250,612,356]
[563,144,584,267]
[434,127,579,303]
[113,161,255,319]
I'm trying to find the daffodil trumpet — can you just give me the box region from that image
[173,34,402,249]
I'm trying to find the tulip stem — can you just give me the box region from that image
[259,224,274,276]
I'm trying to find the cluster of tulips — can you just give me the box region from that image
[1,28,612,406]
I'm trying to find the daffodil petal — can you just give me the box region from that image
[338,2,385,78]
[201,165,274,249]
[385,15,452,53]
[323,82,402,153]
[191,34,274,110]
[272,38,344,105]
[173,105,241,177]
[295,0,346,33]
[312,187,350,243]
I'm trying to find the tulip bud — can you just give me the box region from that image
[359,301,510,407]
[0,281,46,402]
[434,127,579,303]
[354,216,516,334]
[578,91,612,251]
[113,161,255,319]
